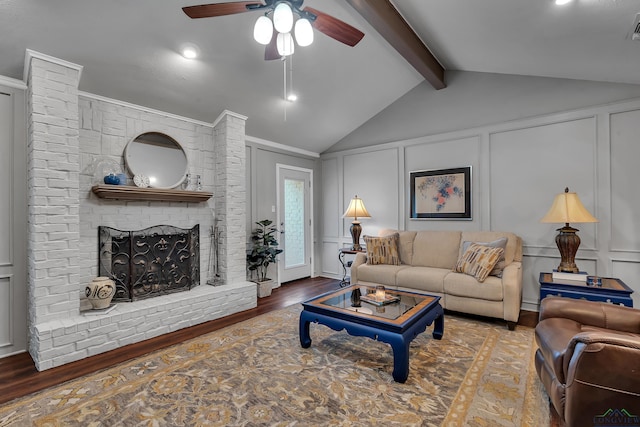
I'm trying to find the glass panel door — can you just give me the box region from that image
[284,178,305,268]
[278,166,312,283]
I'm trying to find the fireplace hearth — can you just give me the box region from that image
[98,225,200,302]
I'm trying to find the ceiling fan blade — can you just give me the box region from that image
[264,29,281,61]
[304,7,364,47]
[183,1,264,19]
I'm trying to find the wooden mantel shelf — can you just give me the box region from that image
[91,185,212,203]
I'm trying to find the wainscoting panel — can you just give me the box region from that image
[0,93,11,267]
[404,135,481,230]
[522,255,551,310]
[489,118,597,250]
[321,97,640,312]
[0,275,11,347]
[343,149,399,238]
[612,260,640,307]
[246,145,253,246]
[610,109,640,253]
[322,241,340,277]
[322,158,339,238]
[0,87,26,358]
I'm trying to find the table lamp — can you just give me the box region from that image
[342,195,371,251]
[540,187,598,273]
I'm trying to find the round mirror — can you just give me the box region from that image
[124,132,188,189]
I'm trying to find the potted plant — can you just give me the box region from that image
[247,219,283,297]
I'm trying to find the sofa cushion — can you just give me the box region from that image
[380,229,416,265]
[395,267,449,293]
[460,237,508,277]
[355,264,410,287]
[364,233,400,265]
[412,231,461,269]
[461,231,521,264]
[453,243,504,282]
[444,272,503,301]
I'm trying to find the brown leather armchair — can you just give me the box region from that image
[535,297,640,426]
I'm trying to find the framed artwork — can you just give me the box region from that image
[410,167,471,219]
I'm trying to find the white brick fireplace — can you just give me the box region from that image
[25,50,256,371]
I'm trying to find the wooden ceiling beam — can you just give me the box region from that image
[346,0,446,90]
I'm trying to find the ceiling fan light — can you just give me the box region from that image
[273,2,294,33]
[253,15,273,45]
[277,32,295,56]
[294,18,314,47]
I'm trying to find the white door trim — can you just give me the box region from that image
[276,164,314,286]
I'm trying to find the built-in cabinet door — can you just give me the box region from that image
[0,89,27,358]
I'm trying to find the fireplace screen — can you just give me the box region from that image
[98,225,200,302]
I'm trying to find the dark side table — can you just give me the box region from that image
[338,248,366,287]
[539,272,634,307]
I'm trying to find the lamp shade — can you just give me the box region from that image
[342,195,371,221]
[294,18,314,47]
[540,188,598,224]
[273,2,294,33]
[253,15,273,45]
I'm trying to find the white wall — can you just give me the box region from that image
[321,97,640,311]
[328,71,640,152]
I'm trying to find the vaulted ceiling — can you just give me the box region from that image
[1,0,639,154]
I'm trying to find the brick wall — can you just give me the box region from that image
[214,112,248,285]
[25,51,256,371]
[77,95,217,291]
[26,54,82,338]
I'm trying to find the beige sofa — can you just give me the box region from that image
[350,230,523,329]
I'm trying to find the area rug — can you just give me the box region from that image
[0,305,549,426]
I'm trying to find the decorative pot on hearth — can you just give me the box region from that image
[85,277,116,309]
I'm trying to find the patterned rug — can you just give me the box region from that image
[0,305,549,426]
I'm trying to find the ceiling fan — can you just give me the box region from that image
[182,0,365,60]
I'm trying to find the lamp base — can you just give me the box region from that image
[555,225,581,273]
[350,221,362,251]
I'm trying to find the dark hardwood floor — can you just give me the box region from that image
[0,277,554,422]
[0,277,339,405]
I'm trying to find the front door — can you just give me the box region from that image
[277,165,313,284]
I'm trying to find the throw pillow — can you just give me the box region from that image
[453,243,504,282]
[364,233,401,265]
[461,237,508,277]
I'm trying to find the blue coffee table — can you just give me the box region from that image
[299,286,444,383]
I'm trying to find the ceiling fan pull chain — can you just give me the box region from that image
[290,54,294,96]
[283,56,287,121]
[290,53,295,102]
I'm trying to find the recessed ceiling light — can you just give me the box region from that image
[181,44,199,59]
[555,0,572,5]
[287,93,298,102]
